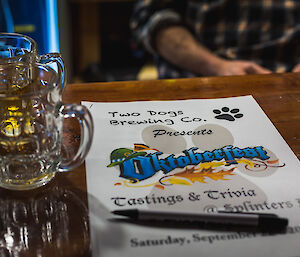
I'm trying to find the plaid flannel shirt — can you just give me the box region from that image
[130,0,300,79]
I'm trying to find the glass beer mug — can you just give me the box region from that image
[0,33,94,190]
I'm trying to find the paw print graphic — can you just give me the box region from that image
[110,120,283,213]
[138,124,280,211]
[213,107,243,121]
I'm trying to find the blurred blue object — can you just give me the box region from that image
[0,0,59,54]
[1,0,14,32]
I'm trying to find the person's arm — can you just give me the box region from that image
[155,26,271,76]
[130,0,185,55]
[292,63,300,72]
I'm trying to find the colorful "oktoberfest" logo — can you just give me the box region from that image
[107,144,285,189]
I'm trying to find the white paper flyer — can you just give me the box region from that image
[83,96,300,257]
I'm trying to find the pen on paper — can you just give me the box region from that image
[112,209,288,229]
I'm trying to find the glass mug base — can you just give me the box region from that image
[0,172,56,190]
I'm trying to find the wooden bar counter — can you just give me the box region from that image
[0,72,299,257]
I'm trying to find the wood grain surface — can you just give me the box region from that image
[0,73,298,257]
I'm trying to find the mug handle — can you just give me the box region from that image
[39,53,66,90]
[58,103,94,172]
